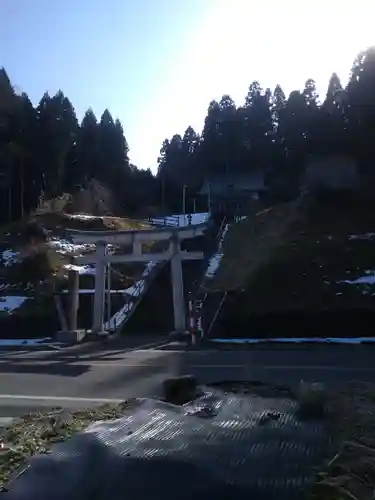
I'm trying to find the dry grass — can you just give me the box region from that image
[208,192,375,326]
[36,193,72,214]
[204,196,305,291]
[0,208,152,288]
[310,382,375,500]
[0,401,139,490]
[39,211,150,232]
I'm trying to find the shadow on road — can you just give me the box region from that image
[0,335,170,365]
[0,361,89,377]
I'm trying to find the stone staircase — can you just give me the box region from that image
[193,198,304,339]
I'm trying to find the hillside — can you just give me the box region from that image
[243,193,375,312]
[0,182,152,332]
[204,191,375,337]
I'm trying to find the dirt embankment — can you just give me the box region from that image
[209,192,375,313]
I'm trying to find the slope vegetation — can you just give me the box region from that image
[211,191,375,337]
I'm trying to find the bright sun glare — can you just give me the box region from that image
[131,0,375,170]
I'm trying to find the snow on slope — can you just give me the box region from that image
[104,261,157,330]
[205,224,229,279]
[0,296,29,313]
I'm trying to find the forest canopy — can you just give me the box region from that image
[1,46,374,223]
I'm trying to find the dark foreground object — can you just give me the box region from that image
[5,388,333,500]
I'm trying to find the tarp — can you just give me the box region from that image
[5,388,332,500]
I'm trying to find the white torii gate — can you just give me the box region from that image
[67,223,207,334]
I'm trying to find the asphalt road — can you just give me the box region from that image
[1,342,375,417]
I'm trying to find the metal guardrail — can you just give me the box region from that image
[148,215,180,227]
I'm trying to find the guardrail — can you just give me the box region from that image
[148,215,180,227]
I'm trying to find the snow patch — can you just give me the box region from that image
[124,281,145,297]
[104,302,133,331]
[64,264,96,275]
[349,233,375,240]
[1,250,20,267]
[211,337,375,344]
[66,214,100,220]
[234,216,247,223]
[104,261,157,330]
[340,271,375,286]
[0,337,51,346]
[0,296,28,313]
[142,261,157,276]
[205,224,229,279]
[205,254,223,278]
[48,239,94,255]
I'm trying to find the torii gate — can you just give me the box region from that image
[67,223,206,334]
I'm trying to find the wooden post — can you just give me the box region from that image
[170,234,185,332]
[106,262,111,329]
[68,269,79,331]
[93,242,106,333]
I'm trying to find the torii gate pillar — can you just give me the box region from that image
[170,234,186,333]
[93,241,106,333]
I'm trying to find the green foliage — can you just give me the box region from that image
[1,45,375,220]
[157,45,375,210]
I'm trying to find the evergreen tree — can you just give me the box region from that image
[1,45,375,224]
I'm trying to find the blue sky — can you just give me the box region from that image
[1,0,374,172]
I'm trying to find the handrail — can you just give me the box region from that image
[206,291,227,337]
[190,215,227,297]
[188,215,228,339]
[194,214,252,338]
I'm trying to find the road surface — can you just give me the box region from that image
[0,342,375,417]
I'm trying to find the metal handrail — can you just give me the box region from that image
[206,291,227,337]
[148,215,180,227]
[195,215,251,337]
[189,215,228,339]
[191,215,227,297]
